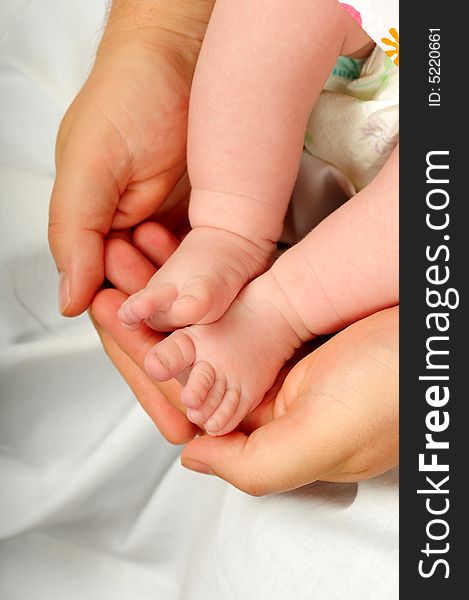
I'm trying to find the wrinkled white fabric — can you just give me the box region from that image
[0,2,398,599]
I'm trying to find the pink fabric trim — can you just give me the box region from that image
[340,3,362,26]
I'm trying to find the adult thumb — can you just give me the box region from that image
[180,403,344,496]
[48,136,121,316]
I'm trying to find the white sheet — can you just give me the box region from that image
[0,2,398,598]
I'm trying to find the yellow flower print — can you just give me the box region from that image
[382,28,399,67]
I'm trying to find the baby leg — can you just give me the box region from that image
[145,147,398,434]
[119,0,369,332]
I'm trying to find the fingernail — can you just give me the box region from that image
[204,418,218,433]
[58,272,71,315]
[182,459,214,475]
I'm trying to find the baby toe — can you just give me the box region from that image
[204,388,240,435]
[145,329,196,381]
[140,283,179,330]
[186,378,226,426]
[181,361,216,409]
[118,291,153,327]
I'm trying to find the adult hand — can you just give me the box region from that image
[91,222,199,445]
[91,222,399,493]
[48,0,213,316]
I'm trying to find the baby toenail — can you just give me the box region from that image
[205,418,219,433]
[154,352,170,371]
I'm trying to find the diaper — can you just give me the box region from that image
[304,45,399,192]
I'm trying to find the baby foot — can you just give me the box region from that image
[118,227,272,331]
[144,271,309,435]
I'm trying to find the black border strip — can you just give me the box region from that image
[400,1,466,593]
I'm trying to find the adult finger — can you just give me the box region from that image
[91,310,196,444]
[91,288,189,417]
[93,232,198,439]
[132,222,180,267]
[92,289,162,372]
[48,109,128,316]
[104,221,180,296]
[104,237,158,295]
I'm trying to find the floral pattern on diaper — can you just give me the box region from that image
[381,28,399,66]
[362,118,397,156]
